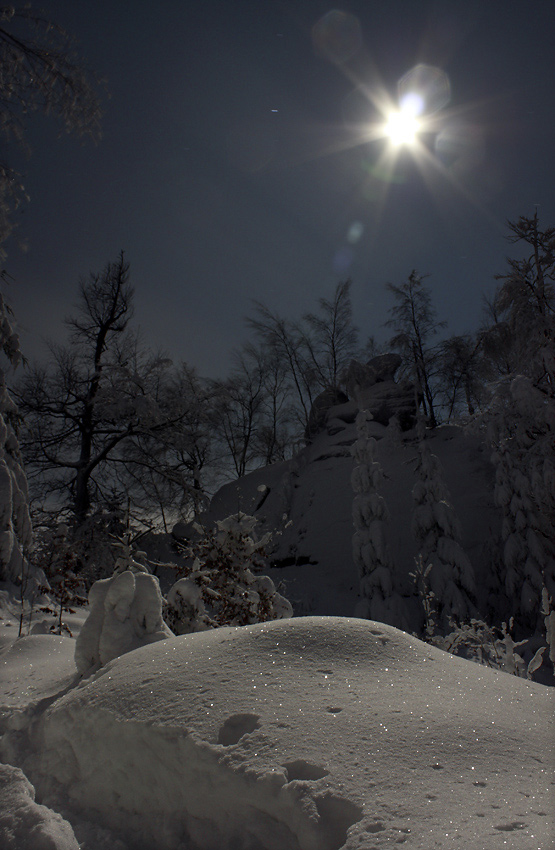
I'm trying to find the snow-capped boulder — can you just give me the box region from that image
[74,570,173,674]
[305,388,349,438]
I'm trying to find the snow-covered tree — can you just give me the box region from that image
[489,379,555,632]
[0,291,32,583]
[485,213,555,635]
[164,512,293,634]
[351,409,408,628]
[411,420,476,630]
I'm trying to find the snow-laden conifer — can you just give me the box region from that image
[351,409,408,628]
[411,419,475,630]
[485,212,555,634]
[488,374,555,633]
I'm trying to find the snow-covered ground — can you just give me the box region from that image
[0,601,553,850]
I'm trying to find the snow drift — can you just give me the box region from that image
[0,762,79,850]
[16,616,554,850]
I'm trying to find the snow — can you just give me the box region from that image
[0,614,553,849]
[0,763,79,850]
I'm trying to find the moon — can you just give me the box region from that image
[384,109,421,146]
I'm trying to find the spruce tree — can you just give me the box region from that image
[411,419,476,631]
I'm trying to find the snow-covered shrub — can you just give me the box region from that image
[111,531,150,575]
[411,420,476,629]
[436,618,527,676]
[0,292,32,584]
[75,558,173,674]
[410,560,552,681]
[351,409,409,629]
[164,512,293,634]
[541,587,555,673]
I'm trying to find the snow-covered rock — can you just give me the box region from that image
[345,353,402,397]
[17,616,554,850]
[305,388,349,438]
[355,378,417,428]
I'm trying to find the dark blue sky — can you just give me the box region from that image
[6,0,555,376]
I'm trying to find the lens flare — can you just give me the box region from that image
[398,64,451,115]
[311,10,362,65]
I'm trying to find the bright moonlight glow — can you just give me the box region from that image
[384,109,421,146]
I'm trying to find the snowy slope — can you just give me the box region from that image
[206,418,499,626]
[1,617,552,850]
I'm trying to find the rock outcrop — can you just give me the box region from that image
[305,354,417,439]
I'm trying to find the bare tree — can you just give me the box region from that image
[247,280,359,435]
[437,333,487,421]
[385,271,446,427]
[300,280,359,392]
[212,347,266,479]
[0,288,32,582]
[15,255,203,528]
[0,5,101,252]
[247,302,315,433]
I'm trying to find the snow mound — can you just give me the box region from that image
[0,762,79,850]
[0,634,77,729]
[25,617,554,850]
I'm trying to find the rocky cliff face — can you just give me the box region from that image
[203,407,500,630]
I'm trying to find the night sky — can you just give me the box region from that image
[6,0,555,377]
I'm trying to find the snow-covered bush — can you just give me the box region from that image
[75,558,173,674]
[436,618,529,676]
[164,512,293,634]
[410,558,552,681]
[351,410,409,629]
